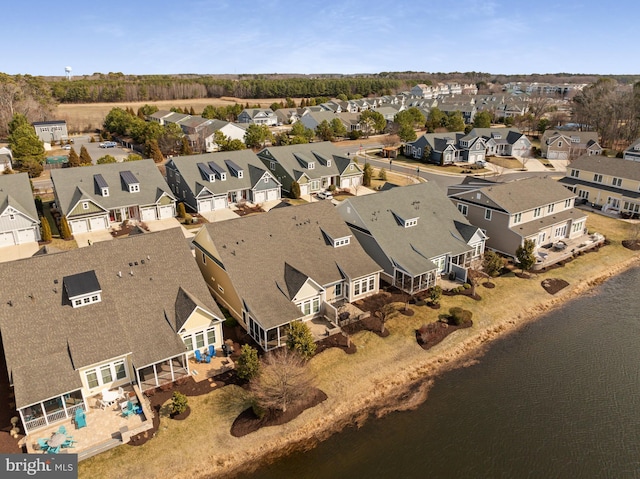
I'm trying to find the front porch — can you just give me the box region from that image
[23,385,153,461]
[533,232,605,271]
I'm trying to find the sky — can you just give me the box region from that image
[5,0,638,77]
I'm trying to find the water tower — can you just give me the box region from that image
[65,66,72,80]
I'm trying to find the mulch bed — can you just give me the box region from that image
[230,388,327,438]
[169,406,191,421]
[342,316,389,338]
[415,319,473,351]
[234,205,265,216]
[482,282,496,289]
[315,333,357,355]
[442,288,482,301]
[622,239,640,251]
[541,278,570,295]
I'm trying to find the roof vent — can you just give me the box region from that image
[130,270,134,276]
[117,271,122,277]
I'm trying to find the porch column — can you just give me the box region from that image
[169,359,175,382]
[152,365,159,388]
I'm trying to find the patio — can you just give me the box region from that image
[23,385,153,461]
[533,232,605,271]
[307,316,341,340]
[188,355,235,383]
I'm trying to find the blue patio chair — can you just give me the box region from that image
[122,401,135,418]
[204,354,211,364]
[37,438,49,452]
[194,350,204,363]
[57,425,67,435]
[74,408,86,429]
[208,345,216,357]
[62,440,76,448]
[46,445,60,454]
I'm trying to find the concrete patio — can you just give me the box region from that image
[533,232,605,271]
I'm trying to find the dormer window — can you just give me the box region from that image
[238,170,243,178]
[120,170,140,193]
[404,218,418,228]
[327,160,332,167]
[220,172,226,181]
[94,174,109,197]
[129,184,140,193]
[101,187,109,197]
[308,162,315,170]
[64,270,102,308]
[333,237,351,247]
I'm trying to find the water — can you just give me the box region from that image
[241,267,640,479]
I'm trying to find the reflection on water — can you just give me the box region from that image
[239,267,640,479]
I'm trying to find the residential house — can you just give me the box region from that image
[237,108,277,126]
[404,132,486,165]
[0,147,13,170]
[147,111,191,127]
[32,120,68,144]
[559,155,640,216]
[449,176,587,258]
[192,201,382,350]
[165,150,281,214]
[623,138,640,162]
[0,228,224,434]
[199,120,247,153]
[336,182,486,293]
[436,103,477,124]
[411,84,435,99]
[0,173,40,247]
[467,127,532,157]
[298,111,348,132]
[274,108,301,125]
[51,160,176,235]
[257,142,364,196]
[541,130,602,159]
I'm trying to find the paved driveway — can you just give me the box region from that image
[0,242,40,263]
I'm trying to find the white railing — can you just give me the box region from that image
[24,417,47,432]
[46,410,66,424]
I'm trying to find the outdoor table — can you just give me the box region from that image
[101,389,119,405]
[48,432,66,448]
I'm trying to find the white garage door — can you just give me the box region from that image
[141,208,156,222]
[299,184,309,196]
[17,228,36,244]
[267,189,278,201]
[159,206,174,219]
[214,197,226,210]
[89,216,107,231]
[0,232,15,247]
[198,199,212,213]
[254,191,265,204]
[70,220,88,234]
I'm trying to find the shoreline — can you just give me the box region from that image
[219,255,640,479]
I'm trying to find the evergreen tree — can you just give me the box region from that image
[148,139,164,163]
[363,162,373,187]
[289,181,301,199]
[286,321,316,360]
[40,216,52,242]
[79,145,93,165]
[180,137,193,155]
[59,216,73,240]
[177,202,186,218]
[516,239,536,274]
[189,106,196,115]
[236,345,261,380]
[67,148,81,167]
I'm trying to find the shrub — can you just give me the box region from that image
[378,168,387,180]
[177,202,186,219]
[224,316,238,328]
[463,283,471,289]
[237,345,261,381]
[183,213,193,224]
[448,307,472,326]
[170,391,188,415]
[286,321,316,360]
[428,285,442,305]
[40,216,52,242]
[327,184,336,192]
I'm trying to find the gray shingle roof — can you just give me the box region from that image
[167,150,278,197]
[51,160,175,216]
[0,228,223,408]
[451,176,575,213]
[570,155,640,182]
[0,173,39,222]
[198,201,381,330]
[337,183,482,277]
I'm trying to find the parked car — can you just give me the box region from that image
[62,145,72,150]
[99,141,117,148]
[317,191,333,200]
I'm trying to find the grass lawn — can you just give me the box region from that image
[488,156,524,169]
[79,211,640,479]
[280,197,309,206]
[42,201,60,236]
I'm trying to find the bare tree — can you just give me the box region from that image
[250,349,314,414]
[367,292,398,333]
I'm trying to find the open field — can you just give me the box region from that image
[56,97,300,134]
[79,213,640,479]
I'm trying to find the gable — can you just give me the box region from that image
[179,307,219,334]
[291,277,323,302]
[69,198,107,216]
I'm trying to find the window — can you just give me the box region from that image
[327,160,332,167]
[558,141,562,148]
[334,283,342,298]
[547,204,555,213]
[593,174,603,183]
[570,169,579,178]
[513,212,522,224]
[74,299,82,307]
[101,187,109,197]
[9,214,14,220]
[184,336,194,351]
[457,204,468,216]
[264,177,269,183]
[333,237,350,247]
[82,202,89,210]
[129,184,140,193]
[237,170,243,179]
[308,162,315,170]
[114,360,126,380]
[86,370,99,389]
[207,329,216,345]
[554,225,567,237]
[572,221,584,233]
[353,276,376,296]
[349,164,354,171]
[270,161,276,170]
[100,365,113,384]
[404,218,418,227]
[195,332,205,349]
[297,297,320,316]
[485,209,492,221]
[533,207,542,218]
[564,199,572,208]
[578,190,589,200]
[612,177,622,187]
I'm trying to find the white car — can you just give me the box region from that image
[317,191,333,200]
[62,145,72,150]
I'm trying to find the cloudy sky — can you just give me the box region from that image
[5,0,637,77]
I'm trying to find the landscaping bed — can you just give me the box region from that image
[315,333,357,355]
[541,278,569,295]
[415,319,473,351]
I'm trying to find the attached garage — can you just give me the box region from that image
[0,232,15,247]
[267,189,278,201]
[141,208,157,222]
[17,228,36,244]
[70,219,88,234]
[159,205,174,219]
[254,191,266,204]
[89,216,107,231]
[198,199,212,213]
[213,197,226,210]
[299,184,309,196]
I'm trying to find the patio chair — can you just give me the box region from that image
[37,438,49,452]
[122,401,135,418]
[46,445,60,454]
[117,386,126,400]
[204,354,211,364]
[74,408,86,429]
[208,345,216,357]
[57,425,67,435]
[194,350,204,363]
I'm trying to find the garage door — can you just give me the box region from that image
[0,232,15,247]
[141,208,156,222]
[198,199,212,213]
[254,191,265,204]
[299,184,308,196]
[89,216,107,231]
[214,197,226,210]
[267,189,278,201]
[17,228,36,244]
[70,220,88,234]
[159,206,174,219]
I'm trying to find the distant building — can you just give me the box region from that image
[32,120,68,143]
